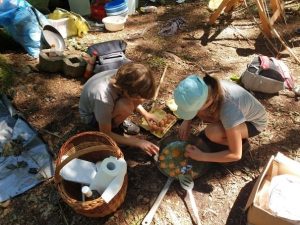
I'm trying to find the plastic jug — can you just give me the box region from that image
[60,155,97,185]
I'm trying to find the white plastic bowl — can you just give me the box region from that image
[102,16,126,32]
[48,18,69,38]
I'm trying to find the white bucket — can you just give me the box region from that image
[48,18,69,39]
[127,0,137,15]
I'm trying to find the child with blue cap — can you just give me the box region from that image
[174,74,267,163]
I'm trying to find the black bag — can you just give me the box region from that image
[87,40,131,74]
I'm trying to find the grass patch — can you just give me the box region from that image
[0,55,15,94]
[182,54,198,62]
[147,56,167,69]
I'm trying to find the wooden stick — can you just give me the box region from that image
[243,0,278,55]
[271,27,300,64]
[39,128,62,138]
[230,24,253,45]
[250,0,299,63]
[152,65,168,109]
[209,0,232,24]
[153,65,168,101]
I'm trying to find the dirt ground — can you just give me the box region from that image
[1,1,300,224]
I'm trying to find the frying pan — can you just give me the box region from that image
[31,7,66,51]
[141,134,212,225]
[156,133,212,180]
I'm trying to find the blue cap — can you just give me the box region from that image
[174,75,208,120]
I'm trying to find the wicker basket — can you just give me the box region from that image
[55,131,128,217]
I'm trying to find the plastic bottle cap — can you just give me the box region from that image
[82,186,92,197]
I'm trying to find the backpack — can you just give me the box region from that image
[240,55,294,94]
[87,40,131,74]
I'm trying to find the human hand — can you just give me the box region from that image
[178,120,191,141]
[136,139,159,156]
[144,112,163,133]
[144,112,159,125]
[184,144,204,161]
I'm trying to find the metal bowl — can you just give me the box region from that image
[41,25,66,51]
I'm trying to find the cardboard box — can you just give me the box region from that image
[245,152,300,225]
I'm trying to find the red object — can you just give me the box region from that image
[91,2,107,22]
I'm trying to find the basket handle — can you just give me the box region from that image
[54,144,122,183]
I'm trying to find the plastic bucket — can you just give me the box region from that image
[105,0,128,15]
[48,18,69,39]
[106,8,128,17]
[127,0,137,15]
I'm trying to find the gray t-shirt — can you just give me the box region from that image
[220,80,267,132]
[79,69,119,126]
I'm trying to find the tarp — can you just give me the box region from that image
[0,95,54,202]
[0,0,49,57]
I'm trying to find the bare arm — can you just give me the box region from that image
[136,104,148,116]
[178,120,192,141]
[99,122,159,156]
[136,104,159,123]
[185,126,243,163]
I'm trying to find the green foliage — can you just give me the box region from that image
[147,56,166,69]
[0,55,15,94]
[182,54,197,62]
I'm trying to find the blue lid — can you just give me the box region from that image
[105,0,126,9]
[106,7,128,16]
[105,4,127,13]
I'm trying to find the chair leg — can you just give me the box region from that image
[224,0,239,13]
[209,0,232,24]
[254,0,272,37]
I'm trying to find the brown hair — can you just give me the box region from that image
[203,74,224,119]
[112,63,156,99]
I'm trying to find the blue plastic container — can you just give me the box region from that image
[105,0,128,16]
[106,8,128,16]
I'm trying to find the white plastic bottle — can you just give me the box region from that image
[81,186,100,201]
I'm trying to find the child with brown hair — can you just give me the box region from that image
[174,74,267,163]
[79,63,159,156]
